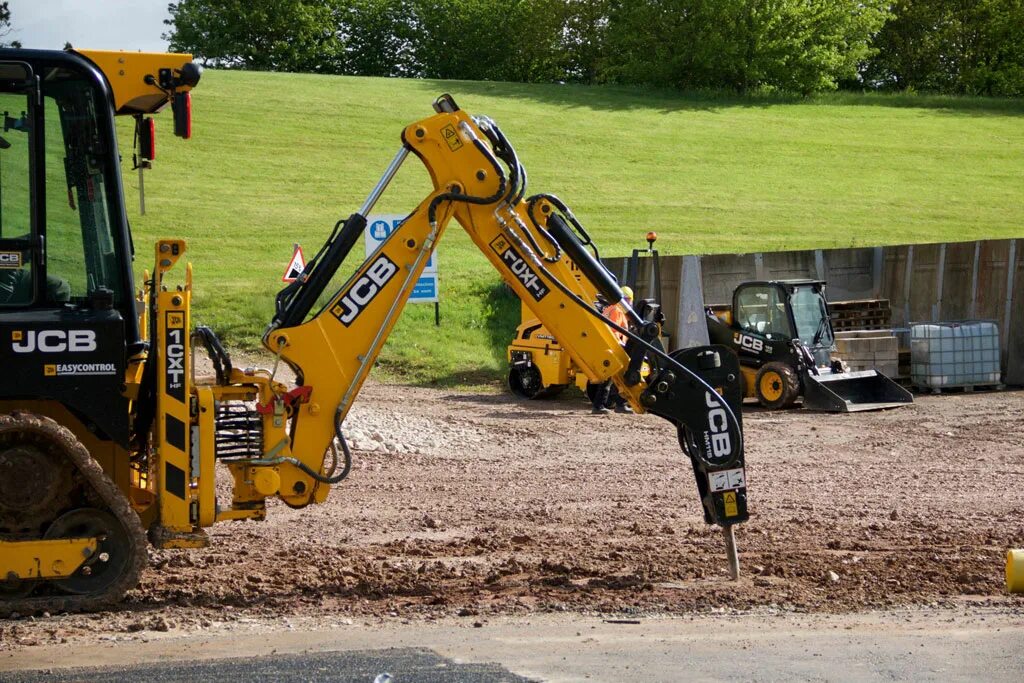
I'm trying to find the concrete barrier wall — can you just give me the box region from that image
[606,238,1022,384]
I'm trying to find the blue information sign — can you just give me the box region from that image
[365,214,438,303]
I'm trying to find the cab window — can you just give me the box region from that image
[791,286,832,346]
[0,62,128,309]
[43,67,124,307]
[735,285,792,337]
[0,87,34,305]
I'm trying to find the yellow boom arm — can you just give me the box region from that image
[257,96,748,538]
[145,96,746,573]
[266,111,634,476]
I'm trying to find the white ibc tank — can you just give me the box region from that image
[910,321,1001,389]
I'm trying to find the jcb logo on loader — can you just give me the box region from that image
[0,251,21,269]
[703,391,733,464]
[333,255,399,326]
[12,330,97,353]
[733,332,769,355]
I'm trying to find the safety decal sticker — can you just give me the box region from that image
[708,467,746,492]
[441,124,463,152]
[723,491,739,517]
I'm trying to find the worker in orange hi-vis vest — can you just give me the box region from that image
[606,288,630,345]
[591,287,634,415]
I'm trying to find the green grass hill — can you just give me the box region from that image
[119,70,1024,386]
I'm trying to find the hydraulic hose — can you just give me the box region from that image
[533,245,744,458]
[470,124,743,453]
[426,135,508,230]
[258,431,352,485]
[480,117,563,264]
[527,193,601,261]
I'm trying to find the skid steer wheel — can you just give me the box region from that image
[508,366,565,400]
[755,362,799,410]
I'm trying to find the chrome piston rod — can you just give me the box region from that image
[360,147,409,217]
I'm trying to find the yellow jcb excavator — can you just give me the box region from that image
[0,47,748,615]
[507,232,664,401]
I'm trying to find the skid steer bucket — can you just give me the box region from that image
[801,369,913,412]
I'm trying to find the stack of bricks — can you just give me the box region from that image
[833,330,900,378]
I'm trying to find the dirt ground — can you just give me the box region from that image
[1,379,1022,651]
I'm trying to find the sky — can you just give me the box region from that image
[8,0,171,52]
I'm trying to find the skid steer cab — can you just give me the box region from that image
[706,280,913,412]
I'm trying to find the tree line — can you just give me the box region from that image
[164,0,1024,96]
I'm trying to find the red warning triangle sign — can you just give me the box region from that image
[282,244,306,282]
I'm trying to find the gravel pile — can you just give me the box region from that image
[342,402,487,455]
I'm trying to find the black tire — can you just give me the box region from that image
[44,508,135,595]
[754,362,800,410]
[508,366,566,400]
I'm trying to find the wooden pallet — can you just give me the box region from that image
[832,319,890,332]
[829,298,892,332]
[830,298,890,311]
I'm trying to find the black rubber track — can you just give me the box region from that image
[0,412,148,616]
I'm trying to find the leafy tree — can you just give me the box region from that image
[745,0,890,94]
[160,0,1021,95]
[0,1,21,49]
[867,0,1024,96]
[963,0,1024,96]
[411,0,570,83]
[340,0,421,77]
[602,0,888,93]
[561,0,609,83]
[166,0,573,82]
[164,0,344,72]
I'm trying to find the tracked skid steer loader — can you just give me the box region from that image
[0,48,750,614]
[706,280,913,412]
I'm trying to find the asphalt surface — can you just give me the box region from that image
[1,647,532,683]
[2,610,1022,682]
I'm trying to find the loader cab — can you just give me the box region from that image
[0,49,139,445]
[734,283,790,338]
[0,51,137,327]
[733,280,834,363]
